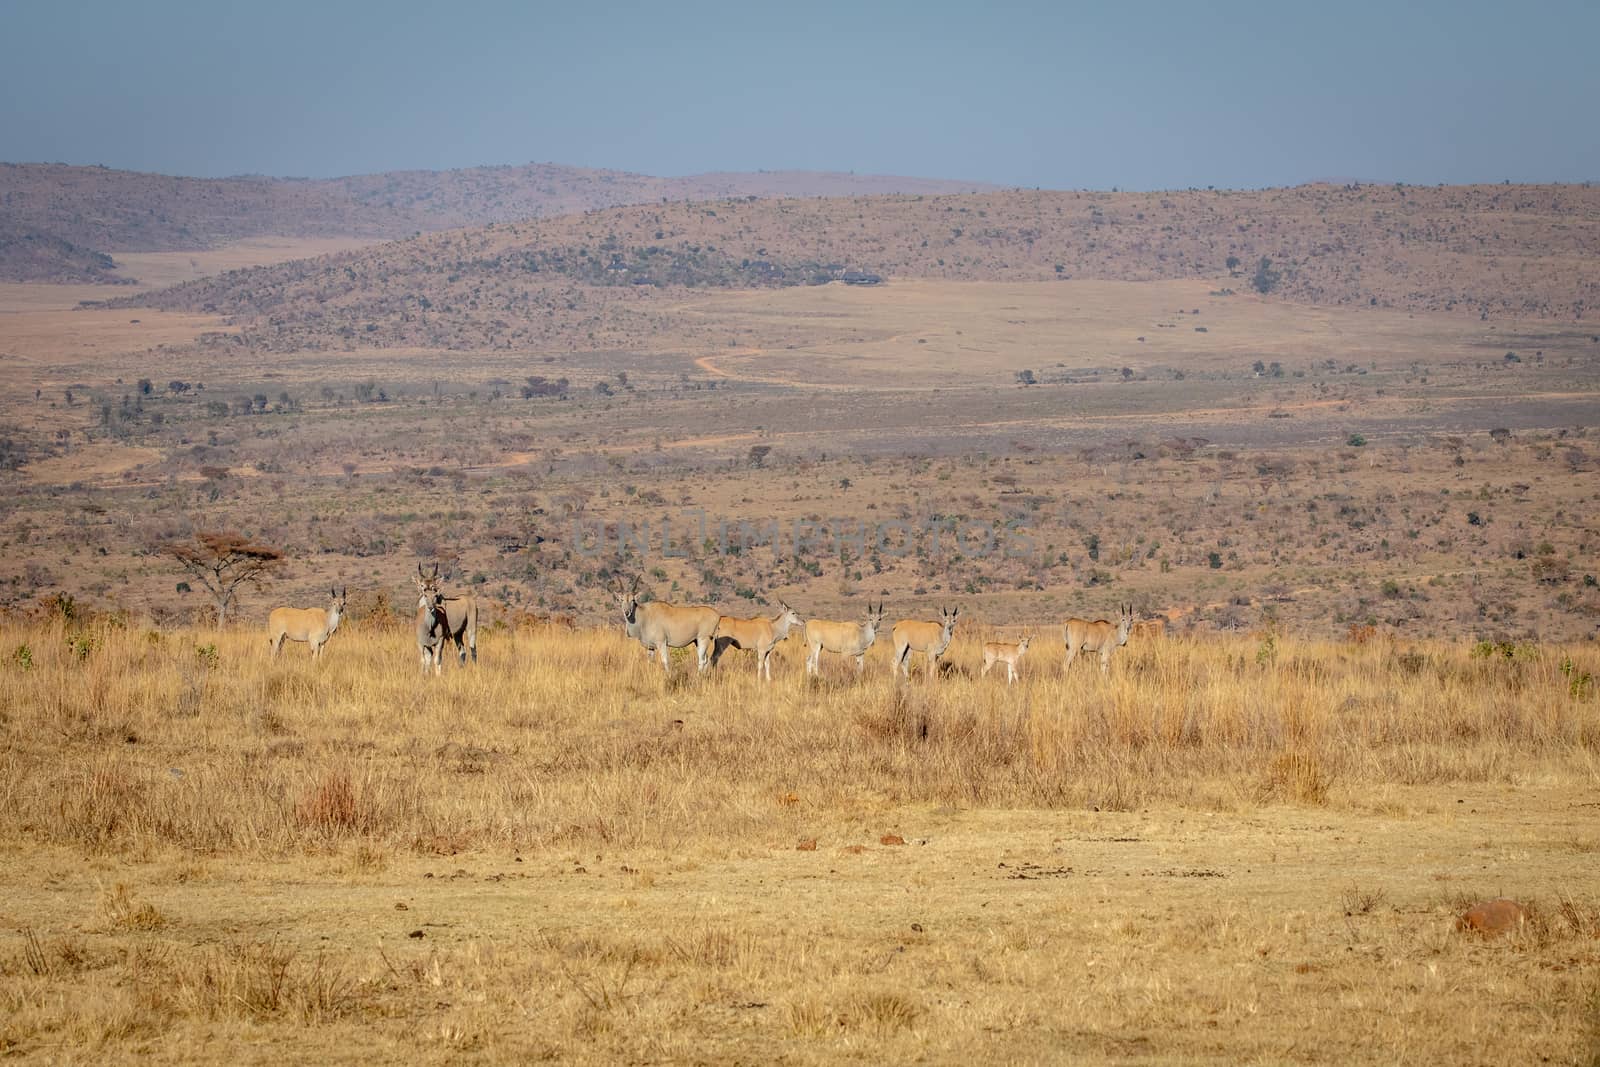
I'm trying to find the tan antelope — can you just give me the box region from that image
[803,602,886,675]
[1063,603,1135,674]
[267,587,347,660]
[415,582,448,677]
[891,605,961,680]
[1130,618,1167,641]
[712,599,804,681]
[981,633,1032,685]
[617,579,721,675]
[415,563,478,667]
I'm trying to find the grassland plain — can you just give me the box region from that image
[1,618,1598,1063]
[2,178,1598,1062]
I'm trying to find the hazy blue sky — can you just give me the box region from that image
[3,0,1595,188]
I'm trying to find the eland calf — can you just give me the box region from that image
[980,633,1032,685]
[713,599,803,681]
[1063,603,1135,674]
[891,605,961,680]
[267,587,347,660]
[803,602,886,676]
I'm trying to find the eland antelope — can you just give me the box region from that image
[415,582,448,677]
[1063,603,1134,674]
[981,633,1032,685]
[712,599,804,681]
[617,580,721,675]
[803,602,886,676]
[415,563,478,667]
[891,605,961,680]
[267,587,347,660]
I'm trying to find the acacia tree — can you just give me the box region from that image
[158,531,284,626]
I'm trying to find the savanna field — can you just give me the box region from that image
[2,615,1597,1063]
[1,170,1598,1063]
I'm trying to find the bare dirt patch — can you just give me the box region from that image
[21,443,162,484]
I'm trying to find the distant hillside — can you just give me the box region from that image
[0,220,134,284]
[110,183,1600,355]
[0,161,996,281]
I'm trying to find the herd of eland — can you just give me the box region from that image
[611,580,1138,684]
[266,570,1140,684]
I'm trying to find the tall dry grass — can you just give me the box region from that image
[1,617,1596,858]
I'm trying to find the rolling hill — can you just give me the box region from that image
[107,183,1600,355]
[0,161,996,282]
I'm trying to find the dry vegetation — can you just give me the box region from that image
[2,617,1598,1062]
[2,275,1595,640]
[3,175,1599,1062]
[107,183,1600,358]
[0,162,992,283]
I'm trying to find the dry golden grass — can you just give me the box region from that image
[2,618,1598,1062]
[6,619,1597,853]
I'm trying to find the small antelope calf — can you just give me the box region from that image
[980,633,1032,685]
[267,587,347,660]
[713,599,804,681]
[1063,603,1135,674]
